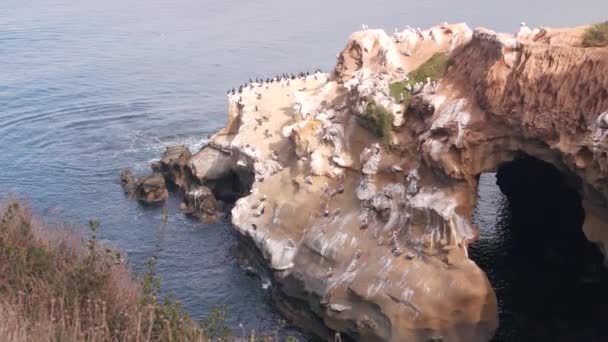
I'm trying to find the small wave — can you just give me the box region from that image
[117,134,208,159]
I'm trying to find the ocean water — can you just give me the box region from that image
[2,0,608,340]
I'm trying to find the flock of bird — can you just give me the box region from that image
[226,69,323,96]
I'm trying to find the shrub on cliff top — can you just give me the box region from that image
[582,21,608,47]
[389,52,449,107]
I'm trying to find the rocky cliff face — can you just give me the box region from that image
[139,22,608,341]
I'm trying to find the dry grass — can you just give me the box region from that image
[0,200,304,342]
[582,21,608,47]
[0,200,209,341]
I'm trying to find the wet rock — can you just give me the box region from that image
[182,185,221,221]
[120,170,168,204]
[119,169,137,196]
[155,144,192,188]
[136,173,168,203]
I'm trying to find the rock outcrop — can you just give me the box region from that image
[120,169,168,204]
[152,144,193,188]
[129,22,608,341]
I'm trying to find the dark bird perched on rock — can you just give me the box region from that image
[238,86,243,93]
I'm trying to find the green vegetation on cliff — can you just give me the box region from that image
[389,52,450,107]
[363,102,394,146]
[582,21,608,47]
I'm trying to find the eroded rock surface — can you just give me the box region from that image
[120,169,168,204]
[130,22,608,341]
[152,144,193,188]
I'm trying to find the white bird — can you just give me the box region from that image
[441,22,448,29]
[517,22,532,38]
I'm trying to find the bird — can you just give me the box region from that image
[517,22,532,38]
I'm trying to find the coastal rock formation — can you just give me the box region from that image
[152,144,193,188]
[120,169,168,204]
[131,22,608,341]
[181,185,222,222]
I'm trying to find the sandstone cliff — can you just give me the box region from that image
[138,22,608,341]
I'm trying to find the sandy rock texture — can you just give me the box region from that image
[135,22,608,341]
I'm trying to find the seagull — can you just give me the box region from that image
[517,22,532,38]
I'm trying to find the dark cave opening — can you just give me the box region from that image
[470,154,608,342]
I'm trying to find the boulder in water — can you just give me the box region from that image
[153,144,193,188]
[120,169,168,204]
